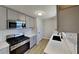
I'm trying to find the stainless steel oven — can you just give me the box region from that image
[6,35,30,54]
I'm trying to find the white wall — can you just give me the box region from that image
[43,16,57,39]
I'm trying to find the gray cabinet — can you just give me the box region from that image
[0,42,9,54]
[0,7,6,30]
[18,13,26,22]
[0,47,9,54]
[30,35,37,48]
[8,9,26,22]
[8,9,19,20]
[26,16,35,28]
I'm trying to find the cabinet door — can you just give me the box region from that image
[30,36,37,48]
[26,16,34,28]
[0,47,9,54]
[18,13,26,22]
[0,7,6,30]
[33,35,37,45]
[30,37,34,48]
[8,9,18,20]
[29,17,34,27]
[25,16,29,28]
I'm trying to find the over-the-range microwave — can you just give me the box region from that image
[7,20,26,29]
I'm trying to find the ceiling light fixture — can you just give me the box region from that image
[37,12,42,16]
[35,10,45,16]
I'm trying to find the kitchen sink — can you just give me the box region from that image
[52,36,61,41]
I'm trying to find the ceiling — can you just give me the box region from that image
[5,5,56,19]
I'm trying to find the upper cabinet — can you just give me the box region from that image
[8,9,36,29]
[26,16,35,28]
[8,9,19,20]
[18,13,26,22]
[0,6,35,30]
[0,7,6,30]
[8,9,26,22]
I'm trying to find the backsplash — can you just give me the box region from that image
[0,28,32,41]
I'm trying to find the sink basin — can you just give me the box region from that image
[52,36,61,41]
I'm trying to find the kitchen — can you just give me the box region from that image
[0,5,78,54]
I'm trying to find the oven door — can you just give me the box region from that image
[10,41,30,54]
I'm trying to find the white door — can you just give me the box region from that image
[36,18,44,44]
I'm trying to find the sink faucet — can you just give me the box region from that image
[57,32,63,39]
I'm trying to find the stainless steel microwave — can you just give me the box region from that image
[7,20,26,29]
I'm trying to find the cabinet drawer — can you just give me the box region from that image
[0,47,9,54]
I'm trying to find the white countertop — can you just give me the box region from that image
[11,33,36,37]
[44,34,73,54]
[24,33,36,37]
[0,41,9,50]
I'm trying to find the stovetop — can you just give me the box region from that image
[6,35,30,46]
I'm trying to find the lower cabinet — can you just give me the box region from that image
[10,42,30,54]
[0,47,9,54]
[30,35,37,48]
